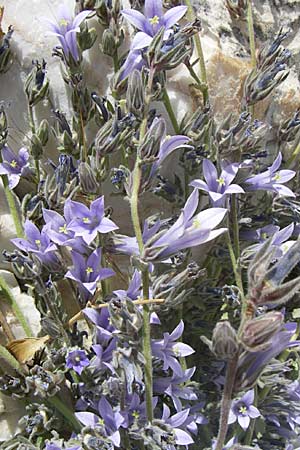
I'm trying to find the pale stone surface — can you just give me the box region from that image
[1,0,300,442]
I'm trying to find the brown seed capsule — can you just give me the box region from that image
[212,321,239,360]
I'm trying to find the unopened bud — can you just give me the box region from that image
[101,28,117,57]
[30,134,43,160]
[0,24,14,74]
[240,311,284,352]
[126,69,145,117]
[212,321,239,360]
[25,60,49,106]
[37,119,49,146]
[139,118,166,161]
[78,22,97,52]
[78,161,98,194]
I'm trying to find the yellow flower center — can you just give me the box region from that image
[98,418,105,426]
[149,15,160,25]
[261,232,268,239]
[132,410,140,419]
[239,406,247,414]
[35,239,41,245]
[59,223,68,234]
[59,18,69,27]
[10,159,17,168]
[75,356,81,362]
[82,217,90,223]
[165,134,171,140]
[216,177,225,186]
[272,172,281,181]
[86,267,94,274]
[193,218,201,228]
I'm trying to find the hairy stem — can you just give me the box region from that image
[129,66,155,422]
[162,88,180,133]
[215,353,239,450]
[185,0,209,103]
[28,104,40,184]
[0,274,32,337]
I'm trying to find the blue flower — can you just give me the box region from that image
[228,389,261,430]
[0,145,29,189]
[66,349,90,375]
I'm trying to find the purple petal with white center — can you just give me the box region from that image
[225,184,245,194]
[90,196,105,218]
[98,217,119,233]
[203,159,218,191]
[174,428,194,445]
[65,30,79,61]
[238,414,250,430]
[190,179,209,192]
[121,9,150,33]
[273,184,296,198]
[8,174,20,189]
[65,199,91,222]
[173,342,194,357]
[144,0,163,20]
[248,405,261,418]
[221,162,239,186]
[24,220,41,243]
[170,320,184,340]
[242,389,254,406]
[272,223,294,245]
[169,409,190,427]
[130,31,153,49]
[163,5,187,29]
[72,9,92,28]
[228,409,236,424]
[158,135,190,163]
[275,169,296,183]
[191,207,227,230]
[19,147,29,165]
[270,152,282,173]
[75,411,99,427]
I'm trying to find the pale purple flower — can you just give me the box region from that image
[45,3,92,61]
[154,367,198,411]
[228,389,261,430]
[190,159,244,207]
[121,393,158,427]
[66,349,90,375]
[114,189,227,261]
[121,0,187,50]
[46,445,81,450]
[83,306,115,345]
[161,404,194,446]
[0,145,29,189]
[146,189,227,260]
[65,197,118,245]
[76,396,124,447]
[65,248,115,300]
[236,322,300,391]
[245,152,295,197]
[151,320,194,376]
[91,341,115,373]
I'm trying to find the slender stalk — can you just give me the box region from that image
[129,66,156,422]
[47,395,82,433]
[225,232,243,297]
[162,88,180,134]
[185,0,209,103]
[2,175,24,237]
[28,104,40,184]
[113,52,119,72]
[0,274,32,337]
[214,353,239,450]
[0,343,21,370]
[244,385,258,445]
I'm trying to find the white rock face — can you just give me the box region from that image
[1,0,300,442]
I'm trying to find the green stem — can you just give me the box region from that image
[0,344,21,370]
[231,195,240,260]
[47,395,82,433]
[113,52,119,72]
[162,88,180,134]
[129,67,155,422]
[225,232,243,297]
[215,353,239,450]
[247,0,256,70]
[2,175,24,237]
[28,105,40,184]
[0,274,32,337]
[185,0,209,103]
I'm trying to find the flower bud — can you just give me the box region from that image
[77,22,97,52]
[30,134,43,160]
[78,161,98,194]
[139,118,166,161]
[25,60,49,107]
[37,119,49,146]
[240,311,284,352]
[126,69,145,117]
[101,28,117,57]
[0,105,8,145]
[212,321,239,360]
[0,19,14,74]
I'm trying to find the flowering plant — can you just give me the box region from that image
[0,2,300,450]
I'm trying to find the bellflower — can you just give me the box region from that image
[190,159,244,207]
[75,396,124,447]
[91,341,115,373]
[245,152,296,197]
[151,320,194,376]
[228,389,261,430]
[0,145,29,189]
[45,3,92,61]
[146,189,227,260]
[121,0,187,50]
[121,393,158,427]
[65,248,115,300]
[236,322,300,391]
[46,444,81,450]
[161,404,194,446]
[83,306,115,345]
[66,349,90,375]
[65,197,118,245]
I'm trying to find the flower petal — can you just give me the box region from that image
[163,5,187,29]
